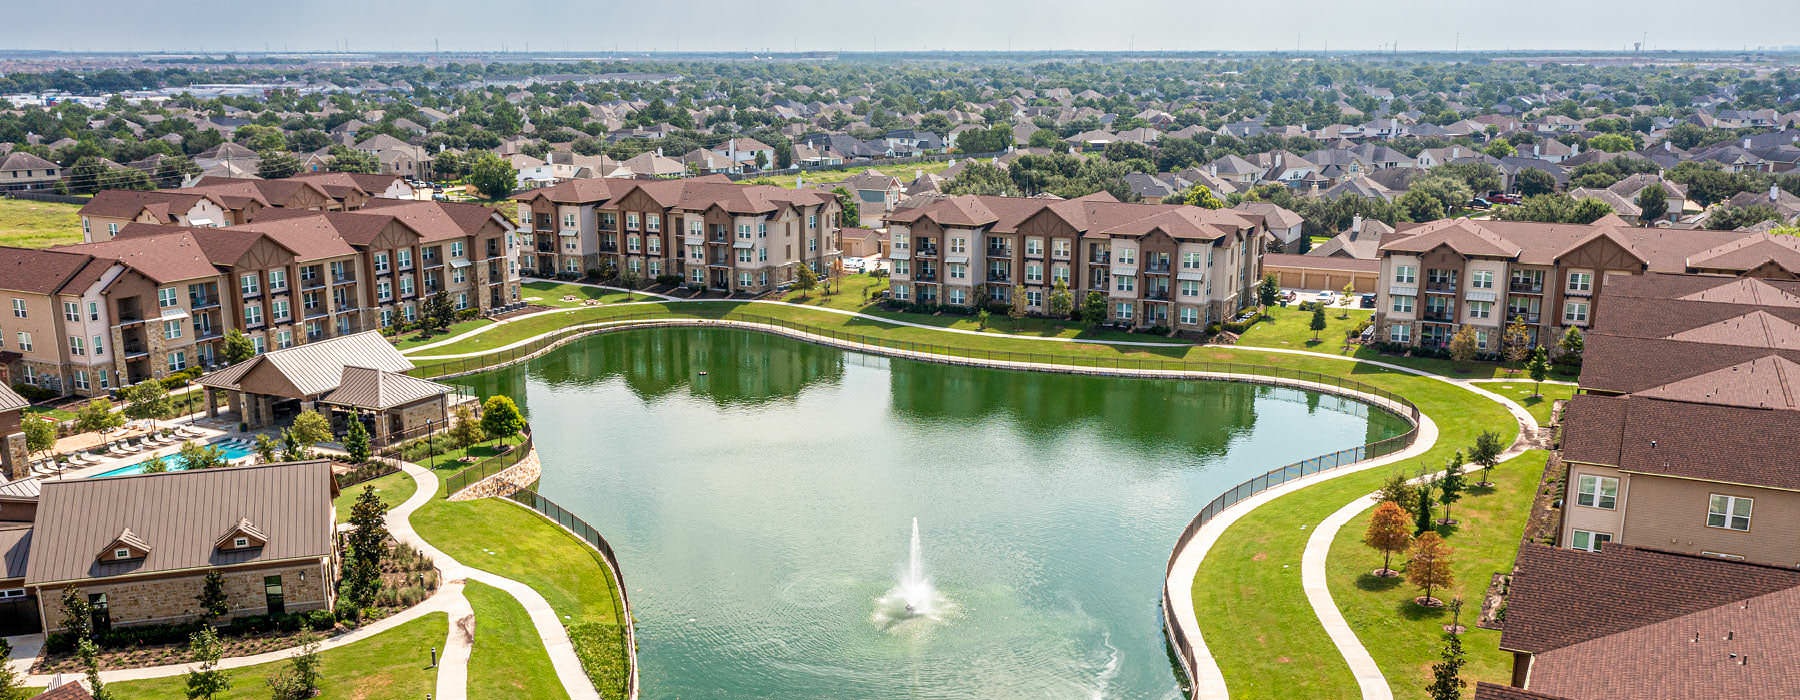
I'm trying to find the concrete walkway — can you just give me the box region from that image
[387,460,602,700]
[436,582,475,700]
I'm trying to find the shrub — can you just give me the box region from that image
[1146,325,1171,335]
[654,274,683,286]
[10,383,58,402]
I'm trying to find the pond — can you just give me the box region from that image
[450,327,1409,699]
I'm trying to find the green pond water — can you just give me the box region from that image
[450,327,1408,699]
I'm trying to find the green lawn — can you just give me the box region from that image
[24,406,76,422]
[745,160,956,190]
[334,470,418,523]
[390,318,496,351]
[0,197,83,248]
[1235,304,1372,351]
[1326,451,1548,700]
[1189,371,1520,700]
[107,612,446,700]
[410,497,630,698]
[520,280,635,308]
[465,581,568,700]
[1473,381,1577,426]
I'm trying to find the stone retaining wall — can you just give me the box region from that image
[448,449,541,501]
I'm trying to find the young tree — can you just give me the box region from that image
[1340,283,1355,318]
[267,631,322,700]
[975,308,991,330]
[22,416,56,463]
[448,405,485,448]
[1309,305,1328,341]
[1363,501,1412,578]
[1557,326,1584,366]
[1636,183,1668,225]
[1414,478,1436,535]
[1469,430,1505,487]
[1379,472,1420,517]
[342,416,371,464]
[1048,281,1075,319]
[831,186,860,224]
[279,428,308,462]
[1501,316,1532,370]
[253,433,279,463]
[1447,326,1479,369]
[121,380,173,431]
[1007,290,1028,328]
[424,291,455,333]
[222,329,256,365]
[1180,184,1225,209]
[1406,531,1456,607]
[466,151,518,200]
[340,486,389,621]
[60,585,93,642]
[792,263,818,299]
[1080,291,1108,328]
[185,626,230,700]
[1438,451,1467,525]
[480,395,525,447]
[1257,274,1280,315]
[76,398,125,444]
[78,637,114,700]
[196,570,229,624]
[0,638,26,700]
[1426,632,1466,700]
[177,440,228,470]
[1525,346,1551,398]
[288,410,332,450]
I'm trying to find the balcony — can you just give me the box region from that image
[123,344,149,359]
[303,306,328,320]
[332,274,356,285]
[600,243,619,253]
[988,272,1011,283]
[986,247,1013,259]
[1509,282,1544,294]
[189,295,220,310]
[1424,282,1457,294]
[1091,252,1111,264]
[197,327,223,341]
[301,277,325,290]
[423,257,444,269]
[1508,312,1542,324]
[915,271,938,282]
[1146,290,1171,301]
[1145,261,1171,274]
[916,246,939,258]
[536,243,554,253]
[1565,287,1593,298]
[1422,311,1455,323]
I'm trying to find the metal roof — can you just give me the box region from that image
[0,384,28,413]
[24,460,335,587]
[199,331,413,397]
[321,366,450,411]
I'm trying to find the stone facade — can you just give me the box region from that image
[448,449,541,501]
[44,560,334,631]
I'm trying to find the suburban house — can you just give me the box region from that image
[1230,201,1305,251]
[23,461,339,634]
[843,170,905,222]
[510,175,842,295]
[884,192,1265,330]
[197,330,461,443]
[0,152,61,192]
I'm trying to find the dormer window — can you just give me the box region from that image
[233,537,249,549]
[216,517,268,552]
[114,548,130,560]
[99,527,151,562]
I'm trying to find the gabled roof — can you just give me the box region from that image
[0,247,111,295]
[55,231,222,284]
[199,331,413,397]
[321,366,452,411]
[1664,310,1800,351]
[1676,277,1800,307]
[1379,219,1523,258]
[99,527,152,560]
[1685,234,1800,274]
[213,517,268,550]
[1633,355,1800,410]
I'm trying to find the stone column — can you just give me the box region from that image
[0,433,26,481]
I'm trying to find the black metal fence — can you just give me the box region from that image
[334,461,399,490]
[506,488,638,699]
[442,432,534,496]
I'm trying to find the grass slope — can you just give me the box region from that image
[465,580,569,700]
[0,198,82,248]
[107,612,446,699]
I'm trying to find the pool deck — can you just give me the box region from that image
[38,417,235,481]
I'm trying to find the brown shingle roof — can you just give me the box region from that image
[23,461,336,587]
[1472,683,1570,700]
[54,231,221,284]
[360,199,502,242]
[1578,332,1800,397]
[29,681,96,700]
[1561,393,1800,487]
[0,247,105,295]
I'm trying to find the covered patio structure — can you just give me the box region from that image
[196,331,459,443]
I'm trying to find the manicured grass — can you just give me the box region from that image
[390,318,495,350]
[24,406,76,422]
[520,280,634,308]
[778,272,889,312]
[1471,381,1577,426]
[107,612,446,699]
[0,198,83,248]
[1235,304,1372,351]
[410,498,629,698]
[465,581,569,700]
[1190,371,1521,700]
[748,160,956,190]
[335,470,418,523]
[1326,451,1548,700]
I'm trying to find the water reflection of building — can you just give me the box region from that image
[886,359,1264,458]
[480,328,846,408]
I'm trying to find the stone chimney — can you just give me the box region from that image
[1352,214,1364,235]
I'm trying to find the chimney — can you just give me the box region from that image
[1352,215,1364,235]
[1744,137,1753,150]
[1772,183,1781,203]
[1452,146,1461,159]
[1208,163,1218,177]
[915,169,923,180]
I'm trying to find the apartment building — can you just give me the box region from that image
[884,193,1264,330]
[510,175,841,294]
[59,231,241,385]
[1372,217,1788,352]
[77,173,415,243]
[0,249,134,395]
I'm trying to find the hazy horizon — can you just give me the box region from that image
[10,0,1800,55]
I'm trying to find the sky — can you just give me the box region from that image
[10,0,1800,54]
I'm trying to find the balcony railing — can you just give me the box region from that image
[1146,290,1171,301]
[122,344,149,358]
[536,244,554,253]
[301,278,325,290]
[1091,253,1111,264]
[916,246,939,257]
[1565,287,1593,297]
[189,296,220,310]
[1509,282,1544,294]
[988,272,1011,282]
[915,271,938,282]
[1424,282,1457,293]
[987,247,1012,258]
[600,244,619,253]
[332,273,356,284]
[197,327,223,341]
[1422,311,1455,322]
[1508,312,1542,324]
[1146,261,1171,273]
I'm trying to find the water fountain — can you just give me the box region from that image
[874,517,947,630]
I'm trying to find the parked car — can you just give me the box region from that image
[1281,290,1298,303]
[1360,293,1376,309]
[1314,291,1337,305]
[1490,192,1521,205]
[1467,197,1491,210]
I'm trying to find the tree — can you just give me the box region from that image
[1414,479,1436,535]
[342,416,370,464]
[1635,183,1668,225]
[22,417,55,463]
[326,145,380,174]
[976,308,990,329]
[1470,430,1505,487]
[1586,133,1634,153]
[60,585,93,642]
[480,395,525,447]
[255,151,301,179]
[792,263,818,299]
[196,570,229,624]
[1501,316,1532,370]
[78,637,114,700]
[1079,291,1108,328]
[1438,452,1467,525]
[1363,501,1412,578]
[177,440,228,470]
[832,186,860,224]
[448,405,485,448]
[1525,346,1550,398]
[1309,305,1327,341]
[1482,139,1515,159]
[1379,472,1421,517]
[340,485,389,621]
[1396,188,1447,222]
[121,380,173,430]
[1426,632,1466,700]
[1007,290,1028,328]
[1515,168,1557,197]
[222,329,256,365]
[1447,326,1479,369]
[424,290,455,333]
[1557,326,1584,365]
[253,433,279,463]
[1340,283,1356,318]
[1179,184,1225,209]
[1048,280,1075,319]
[1705,203,1783,231]
[466,151,517,200]
[0,638,26,700]
[185,626,230,700]
[943,161,1019,197]
[267,631,321,700]
[1406,532,1455,606]
[1257,274,1280,315]
[76,395,125,439]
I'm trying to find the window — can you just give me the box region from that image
[240,273,260,296]
[1115,275,1135,292]
[737,249,753,264]
[455,293,468,310]
[88,301,99,321]
[245,304,263,327]
[107,222,119,237]
[167,350,187,372]
[251,336,264,354]
[1116,249,1136,265]
[1388,323,1411,343]
[1180,280,1201,298]
[233,537,249,549]
[738,224,752,239]
[373,252,390,273]
[1114,302,1134,320]
[1575,475,1618,509]
[158,287,178,308]
[1569,530,1611,552]
[626,212,640,230]
[1025,264,1043,283]
[277,329,293,348]
[1708,495,1752,531]
[1052,267,1070,285]
[272,300,290,322]
[73,370,88,391]
[15,332,30,352]
[377,281,393,301]
[562,212,577,230]
[69,336,84,356]
[1470,270,1494,289]
[268,269,287,292]
[1563,301,1589,324]
[949,237,967,254]
[453,267,467,284]
[114,548,130,560]
[92,335,103,355]
[892,260,909,276]
[398,249,412,269]
[648,236,661,254]
[1182,252,1204,269]
[1567,271,1593,293]
[164,320,183,340]
[450,241,465,258]
[264,575,285,616]
[1391,294,1415,313]
[948,264,966,280]
[1179,307,1199,325]
[948,289,966,305]
[1393,265,1416,284]
[1468,300,1493,319]
[1025,238,1043,256]
[63,302,79,322]
[758,222,767,238]
[1026,290,1043,307]
[400,276,414,297]
[9,299,23,318]
[647,214,660,232]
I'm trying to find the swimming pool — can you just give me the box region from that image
[94,441,257,477]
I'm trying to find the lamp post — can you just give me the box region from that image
[425,418,436,470]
